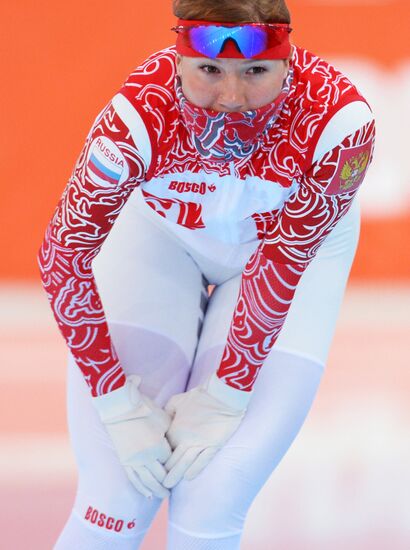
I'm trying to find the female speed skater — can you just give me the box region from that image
[38,0,375,548]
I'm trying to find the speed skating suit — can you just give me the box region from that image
[38,45,375,549]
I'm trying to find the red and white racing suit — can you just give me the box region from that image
[39,45,375,549]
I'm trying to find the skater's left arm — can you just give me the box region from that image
[214,117,376,395]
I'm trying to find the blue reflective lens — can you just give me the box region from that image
[189,26,268,58]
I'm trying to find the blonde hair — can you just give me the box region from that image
[173,0,291,24]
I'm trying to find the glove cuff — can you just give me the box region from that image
[91,375,142,422]
[206,372,253,411]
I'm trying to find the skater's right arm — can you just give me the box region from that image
[37,97,148,397]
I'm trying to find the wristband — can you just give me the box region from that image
[91,375,142,421]
[206,372,253,411]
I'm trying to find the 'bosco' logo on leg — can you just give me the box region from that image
[84,506,135,532]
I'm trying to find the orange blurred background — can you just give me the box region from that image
[1,0,409,281]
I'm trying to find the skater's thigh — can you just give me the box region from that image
[187,196,361,389]
[91,195,209,404]
[66,198,209,533]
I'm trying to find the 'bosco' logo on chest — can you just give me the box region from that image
[168,181,217,195]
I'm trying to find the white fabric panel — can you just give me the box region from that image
[112,93,152,168]
[313,101,374,163]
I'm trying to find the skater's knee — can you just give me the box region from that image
[169,473,247,536]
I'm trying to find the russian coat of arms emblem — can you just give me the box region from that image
[339,150,370,191]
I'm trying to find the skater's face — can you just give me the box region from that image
[176,54,289,112]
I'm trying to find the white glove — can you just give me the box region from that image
[163,373,253,489]
[92,374,172,499]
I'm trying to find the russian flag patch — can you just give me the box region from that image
[86,136,129,187]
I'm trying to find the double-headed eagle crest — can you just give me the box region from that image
[339,150,370,191]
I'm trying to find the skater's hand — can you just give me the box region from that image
[163,373,252,488]
[92,375,172,499]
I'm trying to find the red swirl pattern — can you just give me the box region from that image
[216,120,375,390]
[141,190,206,229]
[38,103,147,396]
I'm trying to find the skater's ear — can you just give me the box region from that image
[176,54,183,77]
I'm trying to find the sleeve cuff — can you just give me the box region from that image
[206,372,253,411]
[91,375,141,421]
